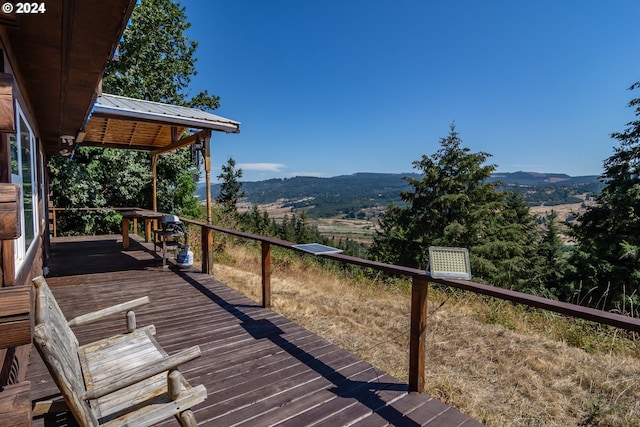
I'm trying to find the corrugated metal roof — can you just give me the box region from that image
[93,93,240,133]
[82,94,240,151]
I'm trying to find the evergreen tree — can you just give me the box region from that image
[371,124,541,290]
[475,191,543,292]
[570,82,640,311]
[538,211,570,299]
[216,157,244,216]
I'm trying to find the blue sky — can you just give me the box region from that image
[182,0,640,183]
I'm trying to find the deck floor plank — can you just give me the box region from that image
[27,235,482,426]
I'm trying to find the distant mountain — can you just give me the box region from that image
[489,171,601,187]
[198,171,604,218]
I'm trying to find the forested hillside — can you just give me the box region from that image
[200,171,602,218]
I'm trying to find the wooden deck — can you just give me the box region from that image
[27,235,482,426]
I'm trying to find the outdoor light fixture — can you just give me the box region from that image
[193,136,203,152]
[59,135,76,157]
[191,136,204,166]
[60,135,75,146]
[427,246,472,280]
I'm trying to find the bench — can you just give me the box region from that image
[32,276,207,427]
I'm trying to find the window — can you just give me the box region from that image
[11,104,39,268]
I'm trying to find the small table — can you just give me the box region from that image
[120,210,164,249]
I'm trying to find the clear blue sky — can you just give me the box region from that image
[181,0,640,183]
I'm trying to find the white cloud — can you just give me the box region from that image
[237,163,286,172]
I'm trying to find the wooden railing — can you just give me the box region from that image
[48,207,140,238]
[49,207,640,393]
[180,218,640,393]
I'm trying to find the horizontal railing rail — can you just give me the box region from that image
[48,207,144,238]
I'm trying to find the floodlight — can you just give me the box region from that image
[427,246,471,280]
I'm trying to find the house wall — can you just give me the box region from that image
[0,28,47,395]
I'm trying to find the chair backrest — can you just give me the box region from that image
[32,276,98,426]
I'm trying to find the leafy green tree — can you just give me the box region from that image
[570,82,640,312]
[103,0,219,109]
[371,124,542,290]
[216,157,244,216]
[50,0,215,232]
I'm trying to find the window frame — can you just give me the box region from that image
[11,102,39,271]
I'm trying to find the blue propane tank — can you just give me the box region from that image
[176,245,194,269]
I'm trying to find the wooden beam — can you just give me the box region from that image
[58,0,73,136]
[0,287,32,349]
[0,184,21,240]
[203,131,212,224]
[0,74,15,132]
[80,141,163,152]
[1,240,15,286]
[150,130,207,156]
[151,154,158,212]
[0,133,11,182]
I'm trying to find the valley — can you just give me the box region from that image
[221,171,602,244]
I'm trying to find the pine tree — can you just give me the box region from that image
[216,157,244,216]
[534,211,567,298]
[570,82,640,311]
[371,124,542,290]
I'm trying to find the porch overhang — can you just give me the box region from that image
[81,93,240,154]
[80,93,241,221]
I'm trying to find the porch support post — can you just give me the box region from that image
[151,154,158,212]
[409,275,428,393]
[203,130,212,224]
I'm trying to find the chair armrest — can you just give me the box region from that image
[68,296,150,327]
[82,345,201,401]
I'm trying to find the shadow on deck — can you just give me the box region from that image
[28,235,482,426]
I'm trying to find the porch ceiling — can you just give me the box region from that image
[5,0,136,155]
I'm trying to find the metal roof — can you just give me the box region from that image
[93,94,240,132]
[82,93,240,152]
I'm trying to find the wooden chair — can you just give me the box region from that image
[32,276,207,427]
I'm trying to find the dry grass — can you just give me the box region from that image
[212,243,640,426]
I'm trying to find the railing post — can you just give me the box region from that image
[201,225,214,275]
[409,275,428,393]
[262,241,271,308]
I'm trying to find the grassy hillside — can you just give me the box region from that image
[212,242,640,426]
